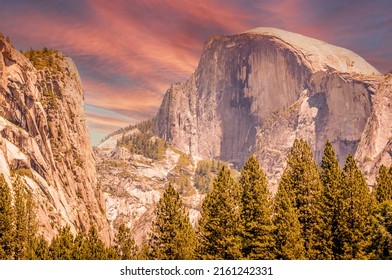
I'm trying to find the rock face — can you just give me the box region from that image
[0,37,110,242]
[95,131,204,244]
[155,27,391,189]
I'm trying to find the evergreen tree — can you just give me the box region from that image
[0,175,13,259]
[273,184,305,259]
[148,184,196,260]
[338,155,373,259]
[369,201,392,259]
[369,164,392,259]
[26,235,50,260]
[49,226,75,260]
[83,226,108,260]
[24,190,38,260]
[114,224,138,260]
[72,231,88,260]
[375,165,392,203]
[278,139,323,259]
[319,141,344,259]
[138,239,151,260]
[239,155,274,259]
[197,165,242,259]
[12,176,29,259]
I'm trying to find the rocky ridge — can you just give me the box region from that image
[154,27,392,190]
[0,37,110,242]
[95,129,208,244]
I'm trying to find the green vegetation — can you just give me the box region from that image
[118,133,166,160]
[101,118,155,144]
[375,165,392,203]
[0,175,14,259]
[167,173,194,196]
[369,201,392,259]
[42,88,58,108]
[114,224,138,260]
[12,176,37,259]
[194,159,221,193]
[239,155,275,259]
[145,184,196,259]
[273,182,305,259]
[0,175,38,259]
[319,141,344,259]
[2,139,392,260]
[197,165,243,259]
[167,153,195,196]
[22,47,64,71]
[338,155,374,259]
[278,139,323,259]
[116,119,166,160]
[11,168,33,179]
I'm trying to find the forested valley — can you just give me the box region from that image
[1,139,391,260]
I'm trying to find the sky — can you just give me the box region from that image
[0,0,391,145]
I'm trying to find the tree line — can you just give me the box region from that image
[1,139,391,259]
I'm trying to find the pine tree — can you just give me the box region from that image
[319,141,344,259]
[24,190,38,260]
[26,235,50,260]
[278,139,323,259]
[148,184,196,260]
[83,226,108,260]
[0,175,13,259]
[369,164,392,259]
[114,224,138,260]
[12,176,29,259]
[49,226,75,260]
[369,201,392,259]
[72,231,88,260]
[338,155,373,259]
[273,184,305,259]
[375,165,392,203]
[138,239,151,260]
[197,165,242,259]
[239,155,274,259]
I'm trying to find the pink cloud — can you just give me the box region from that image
[1,0,390,143]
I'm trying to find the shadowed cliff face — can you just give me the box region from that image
[155,28,391,189]
[0,38,110,242]
[197,34,313,167]
[307,73,373,165]
[156,33,312,167]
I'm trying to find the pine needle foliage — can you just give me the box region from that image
[239,155,275,259]
[369,200,392,259]
[148,184,196,259]
[197,165,243,259]
[338,155,373,259]
[0,175,13,259]
[278,139,323,259]
[319,141,344,259]
[375,165,392,203]
[273,183,305,259]
[114,224,138,260]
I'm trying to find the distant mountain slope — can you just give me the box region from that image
[95,122,227,243]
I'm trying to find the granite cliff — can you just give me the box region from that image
[94,123,221,244]
[155,27,392,189]
[0,36,110,242]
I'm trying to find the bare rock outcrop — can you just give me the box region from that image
[95,134,204,244]
[0,37,110,242]
[155,27,391,190]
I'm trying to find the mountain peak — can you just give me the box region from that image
[240,27,380,75]
[156,28,390,189]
